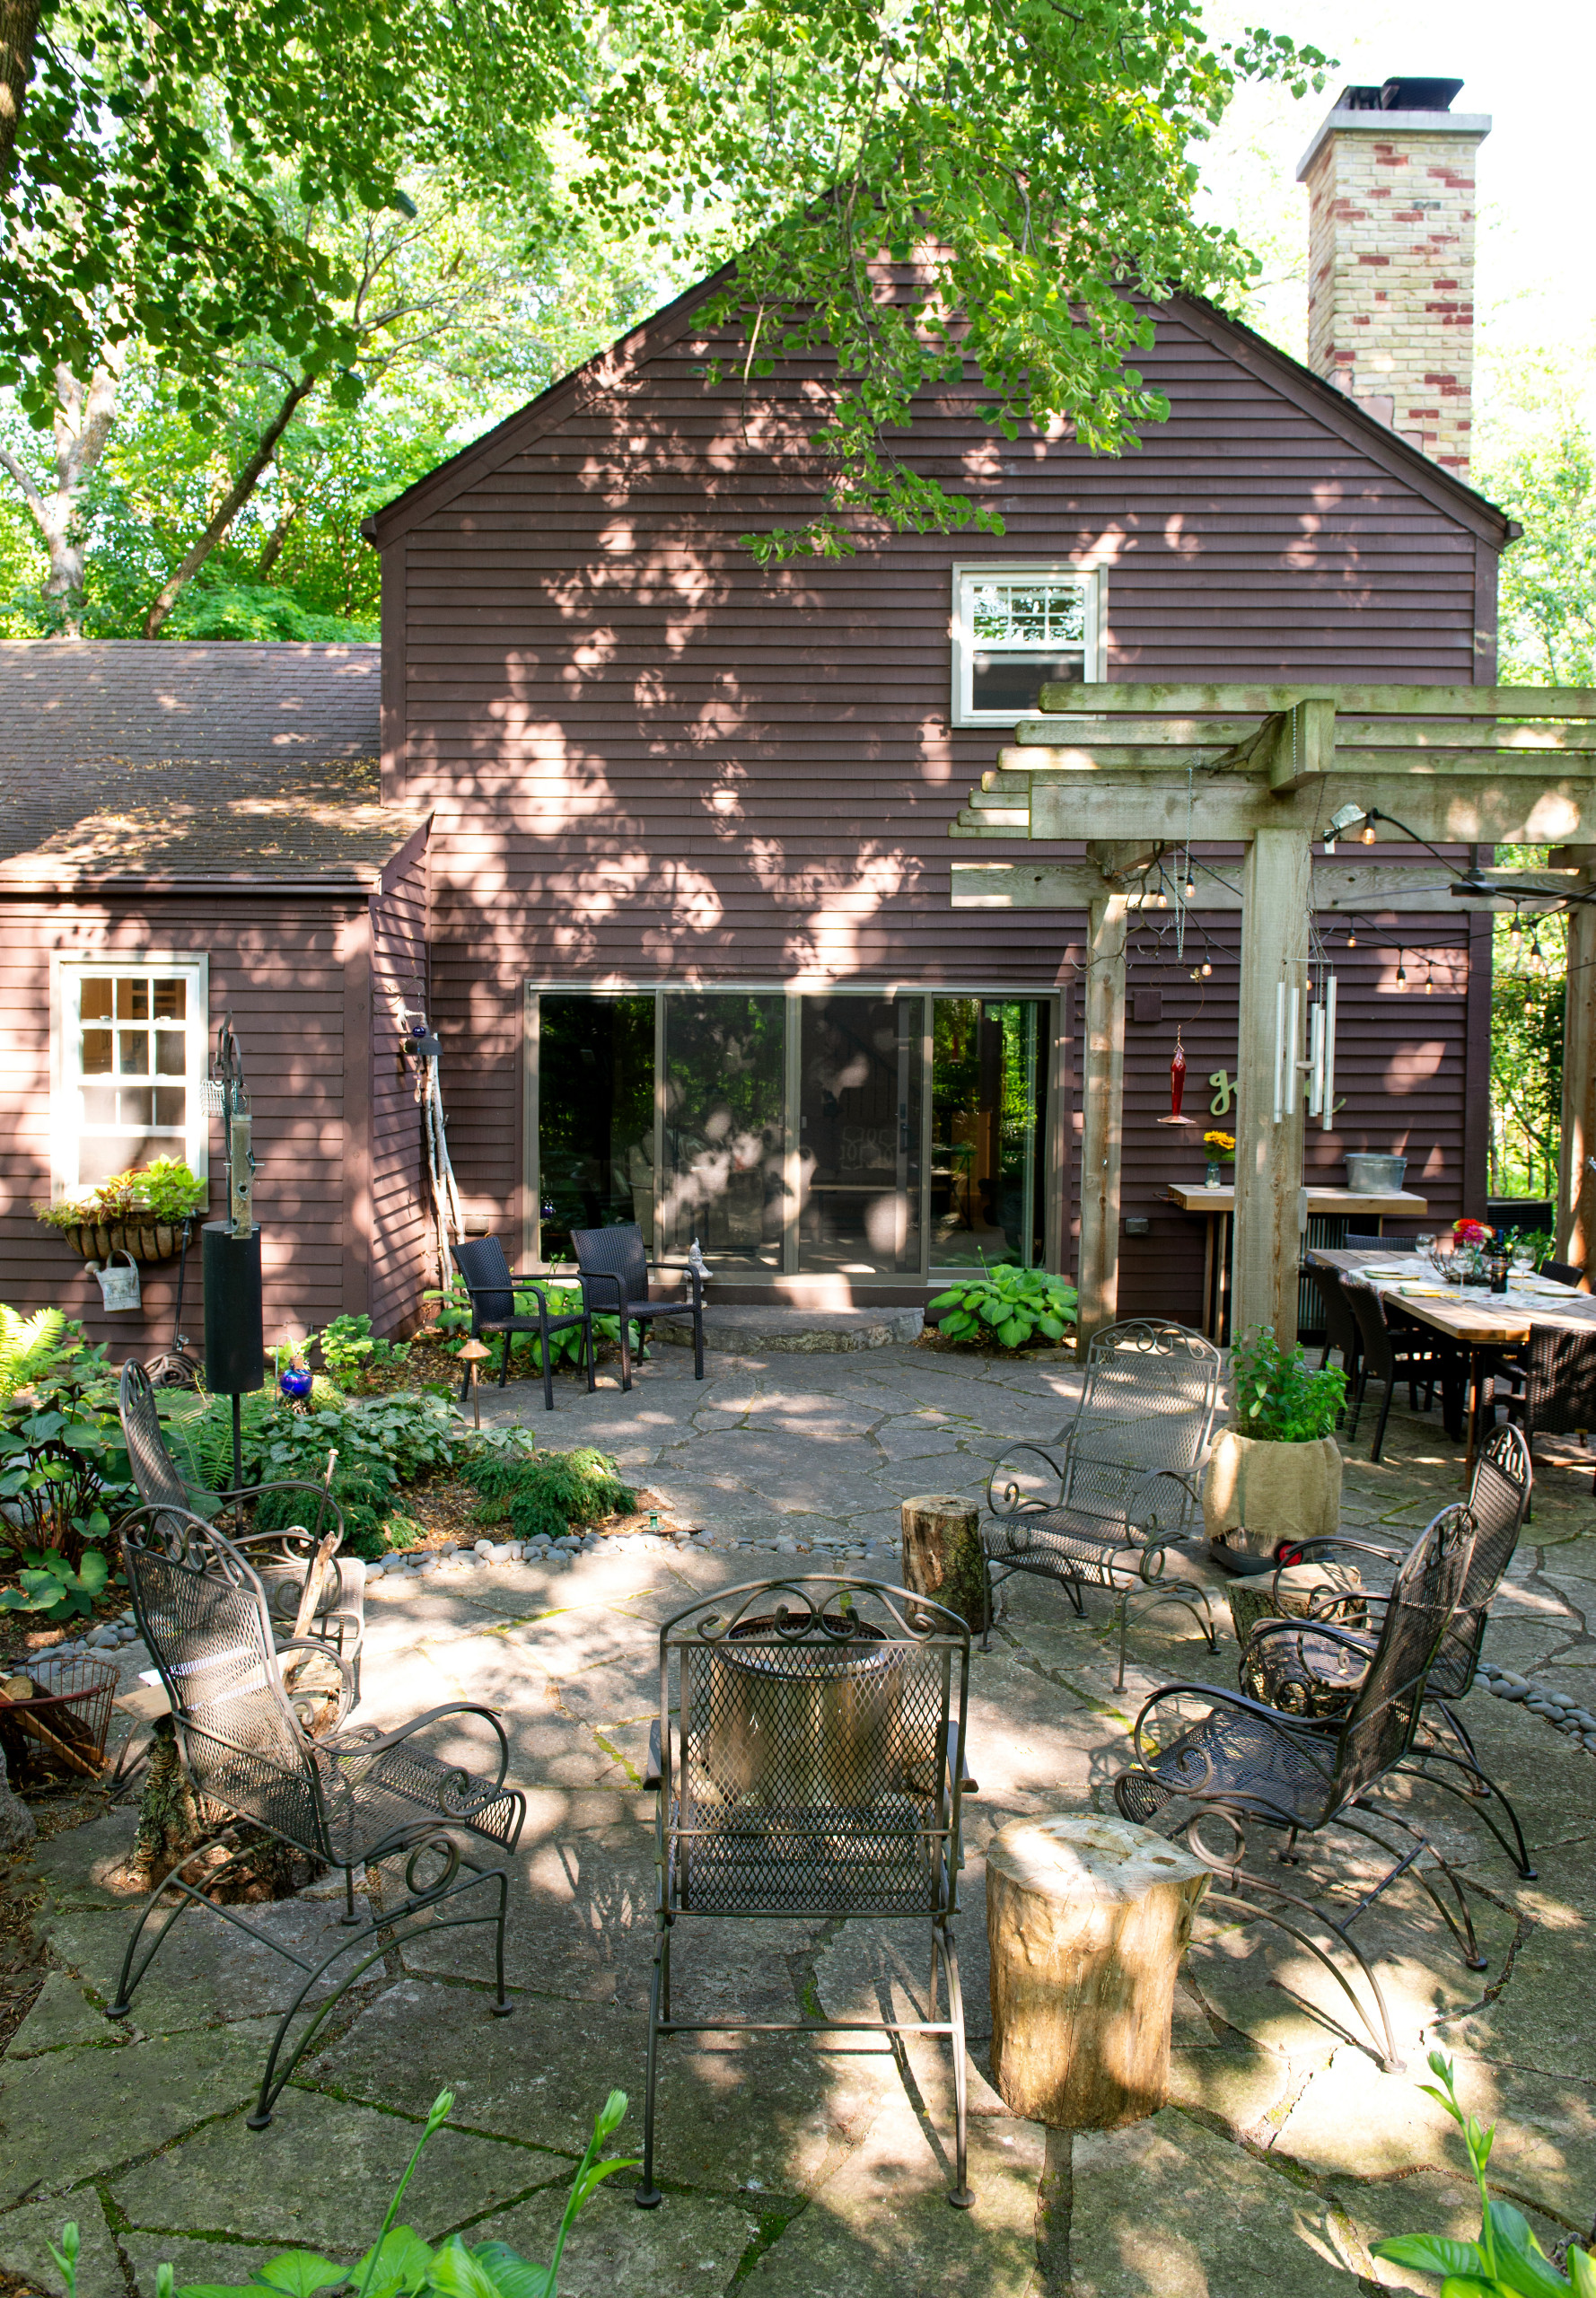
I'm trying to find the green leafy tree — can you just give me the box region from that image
[1483,425,1596,686]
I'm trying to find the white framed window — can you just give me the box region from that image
[50,955,210,1197]
[951,562,1104,727]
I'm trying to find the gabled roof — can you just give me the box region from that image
[0,641,425,891]
[364,265,1515,553]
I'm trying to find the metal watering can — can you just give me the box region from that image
[88,1250,142,1311]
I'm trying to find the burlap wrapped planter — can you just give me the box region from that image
[1201,1428,1342,1555]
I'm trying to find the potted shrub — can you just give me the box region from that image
[34,1159,207,1264]
[1203,1326,1347,1559]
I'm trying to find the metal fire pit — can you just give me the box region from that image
[0,1653,118,1786]
[698,1613,905,1808]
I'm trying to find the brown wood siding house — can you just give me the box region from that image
[368,270,1510,1325]
[0,644,434,1355]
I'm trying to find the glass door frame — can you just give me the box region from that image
[522,979,1065,1283]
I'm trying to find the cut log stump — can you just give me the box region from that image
[899,1494,987,1633]
[987,1812,1209,2131]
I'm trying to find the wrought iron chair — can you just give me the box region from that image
[119,1364,364,1691]
[1342,1278,1465,1458]
[1239,1425,1534,1875]
[1113,1502,1478,2073]
[983,1319,1223,1684]
[570,1222,706,1389]
[451,1236,595,1413]
[109,1504,525,2127]
[638,1577,976,2209]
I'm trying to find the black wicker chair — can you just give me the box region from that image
[119,1363,364,1689]
[109,1505,525,2127]
[1239,1424,1535,1875]
[452,1236,595,1412]
[1345,1233,1421,1254]
[1342,1277,1465,1459]
[983,1319,1223,1683]
[638,1576,975,2208]
[1538,1260,1588,1290]
[1113,1502,1479,2072]
[1492,1319,1596,1478]
[1304,1260,1361,1393]
[570,1222,705,1389]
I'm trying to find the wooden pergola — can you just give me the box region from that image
[950,682,1596,1349]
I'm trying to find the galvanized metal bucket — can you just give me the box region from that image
[1344,1152,1407,1195]
[698,1614,905,1807]
[90,1250,142,1311]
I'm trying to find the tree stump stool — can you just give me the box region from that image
[987,1813,1209,2290]
[900,1494,987,1632]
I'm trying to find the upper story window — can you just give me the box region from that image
[951,563,1104,727]
[53,957,209,1195]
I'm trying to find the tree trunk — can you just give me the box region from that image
[0,0,39,181]
[0,1738,34,1855]
[986,1813,1208,2130]
[141,371,317,637]
[256,498,300,576]
[127,1715,204,1892]
[0,361,121,636]
[899,1494,987,1632]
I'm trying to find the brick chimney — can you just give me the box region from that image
[1296,76,1490,475]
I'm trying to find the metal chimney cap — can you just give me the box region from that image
[1381,75,1465,111]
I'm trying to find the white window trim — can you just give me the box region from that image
[48,952,211,1202]
[950,559,1107,728]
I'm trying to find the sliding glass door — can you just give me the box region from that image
[531,986,1050,1278]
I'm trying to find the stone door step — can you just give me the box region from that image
[655,1305,925,1355]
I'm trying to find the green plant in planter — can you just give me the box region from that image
[1229,1326,1346,1443]
[48,2087,637,2298]
[1371,2052,1594,2294]
[928,1263,1078,1352]
[34,1159,207,1232]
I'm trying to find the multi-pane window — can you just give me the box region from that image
[951,564,1101,724]
[57,961,208,1192]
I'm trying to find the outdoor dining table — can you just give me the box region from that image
[1309,1246,1596,1471]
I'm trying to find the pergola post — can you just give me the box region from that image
[1076,891,1130,1352]
[1557,852,1596,1265]
[1233,828,1311,1342]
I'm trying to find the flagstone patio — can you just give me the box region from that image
[2,1343,1593,2296]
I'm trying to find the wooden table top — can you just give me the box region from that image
[1169,1185,1430,1216]
[1310,1246,1596,1346]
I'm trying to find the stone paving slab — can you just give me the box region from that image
[3,1343,1594,2295]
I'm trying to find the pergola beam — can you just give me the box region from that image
[958,774,1596,846]
[951,863,1580,914]
[1034,681,1596,718]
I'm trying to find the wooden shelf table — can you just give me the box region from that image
[1168,1185,1431,1343]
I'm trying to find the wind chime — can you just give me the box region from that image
[1272,971,1339,1127]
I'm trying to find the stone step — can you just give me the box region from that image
[653,1304,924,1355]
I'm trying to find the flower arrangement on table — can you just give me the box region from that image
[1202,1131,1235,1185]
[1451,1217,1493,1246]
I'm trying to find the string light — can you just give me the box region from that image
[1509,912,1523,940]
[1201,960,1213,978]
[1184,876,1197,901]
[1346,931,1357,948]
[1361,821,1378,845]
[1396,961,1407,984]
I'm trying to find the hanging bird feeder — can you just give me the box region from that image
[1156,1026,1195,1127]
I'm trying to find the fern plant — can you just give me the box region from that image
[459,1443,637,1541]
[0,1305,69,1404]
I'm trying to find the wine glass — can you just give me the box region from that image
[1510,1241,1535,1284]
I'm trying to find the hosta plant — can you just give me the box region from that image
[0,1320,129,1616]
[1372,2053,1594,2295]
[49,2088,636,2298]
[928,1264,1078,1352]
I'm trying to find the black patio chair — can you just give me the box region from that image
[118,1363,364,1691]
[570,1222,706,1389]
[1305,1260,1361,1394]
[452,1235,595,1412]
[1537,1259,1588,1290]
[1342,1277,1465,1459]
[108,1504,525,2127]
[638,1576,976,2208]
[1113,1501,1478,2073]
[1491,1320,1596,1490]
[1345,1234,1421,1255]
[983,1318,1223,1684]
[1239,1424,1535,1876]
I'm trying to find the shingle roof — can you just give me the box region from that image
[0,641,425,889]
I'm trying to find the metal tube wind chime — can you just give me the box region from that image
[1272,973,1338,1128]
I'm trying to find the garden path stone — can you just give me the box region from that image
[110,2092,542,2250]
[9,1348,1593,2295]
[0,2195,122,2297]
[120,2232,284,2297]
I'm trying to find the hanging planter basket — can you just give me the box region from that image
[57,1218,186,1264]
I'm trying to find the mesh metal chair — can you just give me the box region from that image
[1238,1425,1534,1876]
[109,1504,525,2127]
[1113,1502,1478,2073]
[119,1364,364,1691]
[452,1236,595,1412]
[570,1222,705,1389]
[983,1319,1223,1684]
[638,1577,975,2209]
[1342,1278,1465,1459]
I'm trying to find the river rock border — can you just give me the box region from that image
[1476,1659,1596,1752]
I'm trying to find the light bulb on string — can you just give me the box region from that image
[1530,938,1543,967]
[1361,821,1378,845]
[1184,875,1197,900]
[1200,960,1213,978]
[1509,911,1523,940]
[1346,931,1357,948]
[1396,961,1407,985]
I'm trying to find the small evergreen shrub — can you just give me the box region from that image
[459,1443,637,1542]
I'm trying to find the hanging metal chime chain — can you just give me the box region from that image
[210,1018,255,1238]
